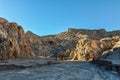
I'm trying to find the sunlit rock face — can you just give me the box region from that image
[25,27,120,61]
[0,18,34,60]
[70,36,120,61]
[52,29,120,61]
[70,39,102,61]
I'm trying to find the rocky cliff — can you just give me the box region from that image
[71,36,120,61]
[26,28,120,61]
[0,18,34,60]
[1,17,120,61]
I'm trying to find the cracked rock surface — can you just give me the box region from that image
[0,61,120,80]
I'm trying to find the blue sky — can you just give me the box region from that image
[0,0,120,36]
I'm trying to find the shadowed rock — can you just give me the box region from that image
[0,59,57,70]
[92,47,120,74]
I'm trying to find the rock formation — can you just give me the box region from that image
[70,36,120,61]
[25,31,57,58]
[1,17,120,80]
[92,47,120,74]
[25,28,120,61]
[0,18,34,60]
[1,17,120,61]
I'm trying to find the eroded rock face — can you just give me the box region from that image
[25,27,120,61]
[0,18,34,60]
[1,17,120,62]
[1,18,117,61]
[25,31,57,58]
[70,36,120,61]
[70,39,102,61]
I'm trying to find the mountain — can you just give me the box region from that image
[0,17,120,62]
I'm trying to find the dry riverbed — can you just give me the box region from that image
[0,60,120,80]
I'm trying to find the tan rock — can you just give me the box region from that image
[0,18,34,60]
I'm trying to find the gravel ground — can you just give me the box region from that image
[0,61,120,80]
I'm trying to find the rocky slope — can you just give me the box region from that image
[0,18,34,60]
[70,36,120,61]
[26,28,120,61]
[1,17,120,62]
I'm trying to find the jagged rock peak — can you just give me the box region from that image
[0,17,9,26]
[26,31,40,38]
[0,17,8,22]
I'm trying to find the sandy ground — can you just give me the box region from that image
[0,61,120,80]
